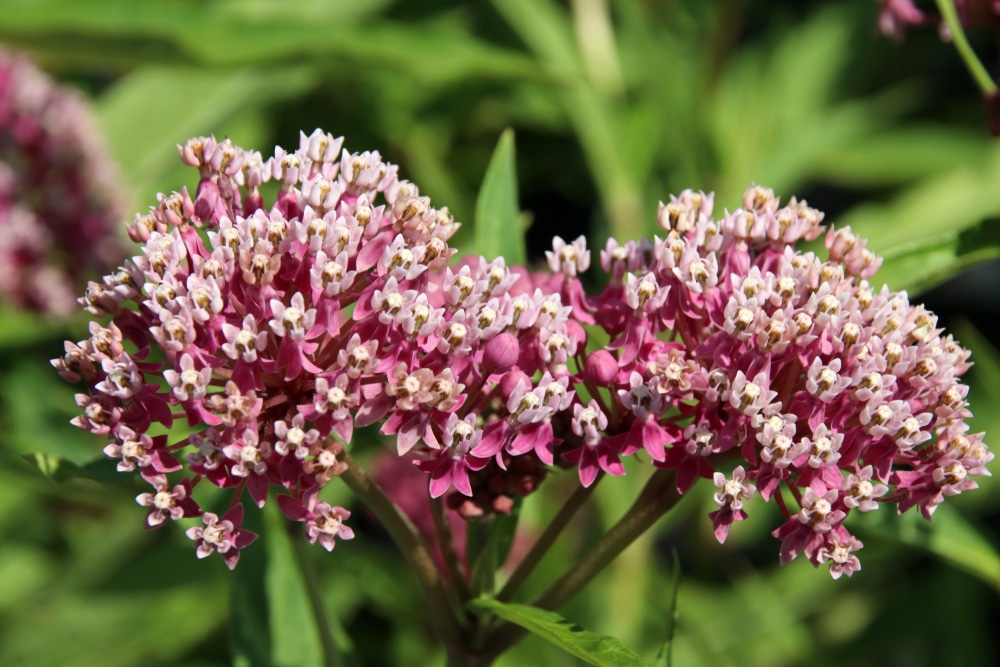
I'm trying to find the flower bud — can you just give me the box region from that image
[499,369,532,403]
[482,333,520,376]
[585,349,618,386]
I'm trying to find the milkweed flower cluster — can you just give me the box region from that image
[55,130,991,579]
[542,184,991,578]
[0,46,123,315]
[53,130,576,568]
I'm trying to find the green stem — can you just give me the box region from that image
[432,495,474,601]
[339,452,465,649]
[484,468,683,658]
[287,522,346,667]
[496,477,600,603]
[936,0,999,94]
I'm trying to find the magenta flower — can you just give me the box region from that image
[0,47,124,315]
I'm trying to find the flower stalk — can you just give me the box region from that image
[339,452,465,649]
[935,0,998,94]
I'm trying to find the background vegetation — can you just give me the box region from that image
[2,1,1000,665]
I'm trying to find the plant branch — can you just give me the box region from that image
[483,467,683,658]
[287,521,346,667]
[339,451,465,648]
[496,476,600,603]
[432,495,474,602]
[936,0,998,94]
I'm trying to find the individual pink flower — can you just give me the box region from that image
[185,505,257,570]
[709,466,756,543]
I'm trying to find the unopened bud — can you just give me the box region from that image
[585,350,619,386]
[482,333,520,376]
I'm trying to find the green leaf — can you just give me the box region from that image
[21,452,82,484]
[21,453,132,486]
[96,65,316,200]
[475,129,527,266]
[817,126,989,186]
[263,505,326,667]
[491,0,646,239]
[470,598,653,667]
[654,551,681,667]
[894,505,1000,593]
[0,1,541,83]
[231,508,272,667]
[470,498,522,597]
[836,154,1000,293]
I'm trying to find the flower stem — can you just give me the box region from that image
[496,476,600,603]
[536,467,680,610]
[339,451,465,648]
[936,0,999,94]
[483,468,682,658]
[287,521,347,667]
[432,495,473,601]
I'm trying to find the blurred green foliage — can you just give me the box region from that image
[3,0,1000,665]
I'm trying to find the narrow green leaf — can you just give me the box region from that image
[493,497,523,572]
[20,453,131,486]
[895,505,1000,593]
[470,519,498,598]
[231,508,272,667]
[96,65,316,199]
[263,505,326,667]
[22,452,81,484]
[475,129,527,266]
[654,551,681,667]
[470,498,522,597]
[470,598,652,667]
[817,126,988,186]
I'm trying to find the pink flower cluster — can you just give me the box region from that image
[55,128,991,579]
[0,47,123,315]
[54,130,577,567]
[541,184,991,578]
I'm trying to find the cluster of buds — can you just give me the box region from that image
[0,47,123,315]
[55,129,990,579]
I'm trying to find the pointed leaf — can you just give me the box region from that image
[96,65,316,199]
[22,452,82,484]
[263,504,326,667]
[231,507,271,667]
[21,453,132,486]
[470,598,653,666]
[475,129,527,266]
[470,497,522,597]
[654,550,681,667]
[896,505,1000,593]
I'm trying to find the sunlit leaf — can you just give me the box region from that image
[836,148,1000,293]
[817,126,988,186]
[471,498,522,597]
[96,65,316,200]
[263,505,327,667]
[232,508,271,667]
[475,129,527,266]
[654,551,681,667]
[471,598,652,667]
[889,506,1000,593]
